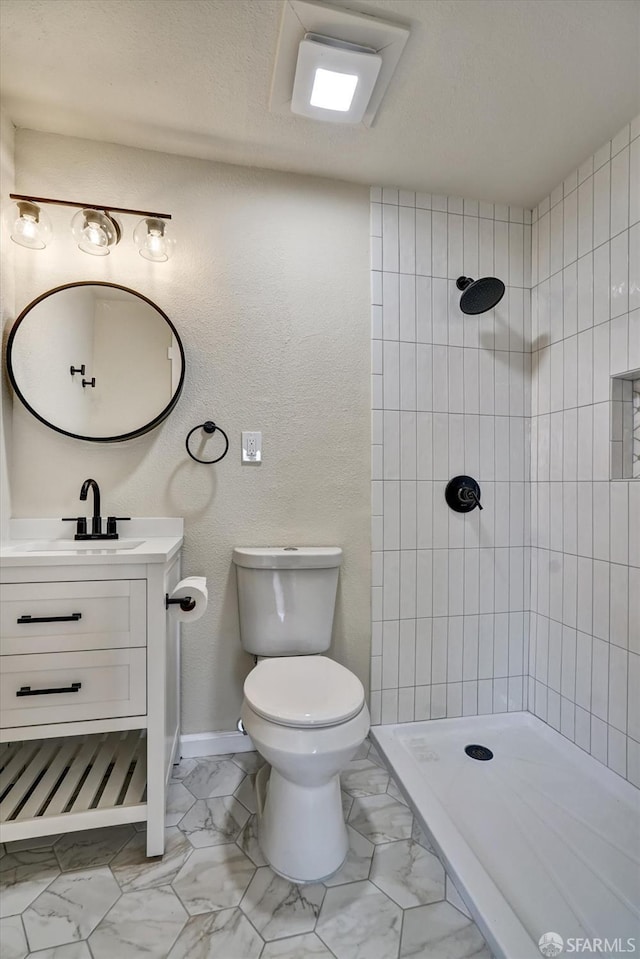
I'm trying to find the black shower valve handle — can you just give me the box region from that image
[445,476,483,513]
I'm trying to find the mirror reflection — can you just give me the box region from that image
[7,282,184,441]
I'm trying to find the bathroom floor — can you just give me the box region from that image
[0,741,492,959]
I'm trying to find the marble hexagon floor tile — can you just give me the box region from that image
[0,849,60,919]
[177,796,250,848]
[240,866,325,941]
[167,906,263,959]
[88,885,188,959]
[323,825,374,887]
[399,899,493,959]
[260,931,337,959]
[236,815,267,867]
[348,793,414,844]
[182,759,246,800]
[22,943,92,959]
[341,759,390,797]
[370,838,445,907]
[233,773,257,813]
[0,913,28,959]
[110,826,193,893]
[230,751,266,775]
[316,880,403,959]
[171,843,256,915]
[165,782,197,827]
[21,866,119,952]
[53,825,134,872]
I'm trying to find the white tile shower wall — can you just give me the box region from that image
[529,116,640,786]
[370,188,532,726]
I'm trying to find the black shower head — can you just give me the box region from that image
[456,276,505,315]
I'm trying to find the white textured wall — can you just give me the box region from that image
[10,130,371,733]
[529,116,640,785]
[370,187,532,724]
[0,108,15,541]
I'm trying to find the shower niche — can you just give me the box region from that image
[610,371,640,480]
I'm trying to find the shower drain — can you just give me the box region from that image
[464,744,494,761]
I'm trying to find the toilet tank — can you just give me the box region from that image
[232,547,342,656]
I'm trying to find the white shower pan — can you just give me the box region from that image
[371,712,640,959]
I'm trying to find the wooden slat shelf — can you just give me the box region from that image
[0,729,147,842]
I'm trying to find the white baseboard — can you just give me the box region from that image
[179,730,255,759]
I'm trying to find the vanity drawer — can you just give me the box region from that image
[0,648,146,728]
[0,580,146,655]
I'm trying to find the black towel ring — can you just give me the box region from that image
[186,421,229,464]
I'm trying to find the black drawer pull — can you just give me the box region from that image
[16,682,82,697]
[17,613,82,624]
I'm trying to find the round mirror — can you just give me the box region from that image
[7,282,185,442]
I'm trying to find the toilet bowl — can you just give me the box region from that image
[240,655,370,882]
[232,546,370,882]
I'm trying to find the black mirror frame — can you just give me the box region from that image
[6,281,185,443]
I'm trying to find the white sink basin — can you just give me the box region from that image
[22,539,144,552]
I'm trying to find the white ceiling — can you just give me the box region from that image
[1,0,639,207]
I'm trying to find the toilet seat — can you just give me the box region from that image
[244,655,364,728]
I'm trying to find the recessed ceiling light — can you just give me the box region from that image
[291,34,382,124]
[310,68,358,112]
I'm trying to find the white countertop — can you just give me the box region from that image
[1,518,184,567]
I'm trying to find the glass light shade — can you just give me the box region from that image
[4,200,52,250]
[71,209,120,256]
[133,217,175,262]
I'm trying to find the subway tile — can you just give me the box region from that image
[610,230,629,318]
[382,271,400,339]
[382,203,399,272]
[432,194,448,212]
[577,253,594,331]
[593,162,611,247]
[400,480,417,550]
[399,273,416,341]
[383,410,400,479]
[494,220,509,282]
[628,653,640,741]
[575,704,591,751]
[416,209,432,276]
[399,189,416,207]
[630,223,640,312]
[563,188,578,267]
[577,177,593,258]
[382,186,399,204]
[607,726,627,778]
[563,262,578,338]
[550,201,563,276]
[432,211,448,277]
[612,124,630,157]
[463,214,479,280]
[631,137,640,226]
[416,554,433,620]
[398,618,416,685]
[610,145,630,237]
[608,644,628,733]
[399,343,417,411]
[400,412,417,479]
[447,213,463,279]
[383,552,400,621]
[593,241,610,326]
[610,563,629,649]
[590,715,608,765]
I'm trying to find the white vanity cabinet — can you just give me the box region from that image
[0,519,185,857]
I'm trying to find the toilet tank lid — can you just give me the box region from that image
[232,547,343,569]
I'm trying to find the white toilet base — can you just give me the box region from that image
[257,765,348,883]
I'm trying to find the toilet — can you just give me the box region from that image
[233,546,370,883]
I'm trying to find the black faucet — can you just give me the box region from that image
[62,478,130,540]
[80,478,102,535]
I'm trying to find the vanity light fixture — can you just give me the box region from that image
[71,208,121,256]
[7,194,173,261]
[4,198,53,250]
[133,217,175,262]
[290,34,382,124]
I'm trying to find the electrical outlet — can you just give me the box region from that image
[242,431,262,464]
